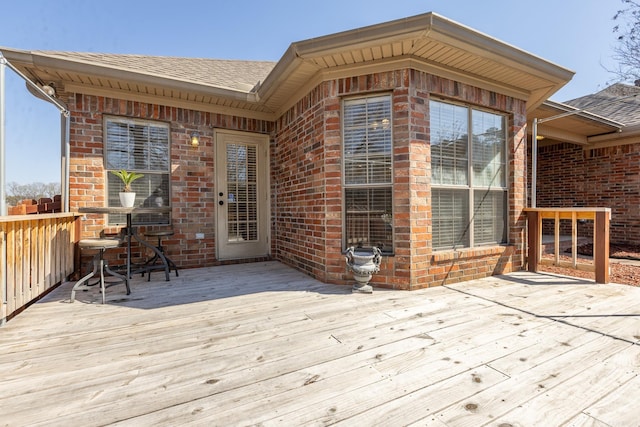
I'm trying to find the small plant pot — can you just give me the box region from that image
[119,192,136,207]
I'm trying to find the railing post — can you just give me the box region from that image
[594,211,610,284]
[527,210,540,273]
[73,215,82,280]
[1,230,6,325]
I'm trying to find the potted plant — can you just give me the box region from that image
[111,169,144,207]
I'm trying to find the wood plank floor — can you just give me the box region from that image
[1,262,638,426]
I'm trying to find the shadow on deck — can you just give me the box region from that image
[1,262,638,426]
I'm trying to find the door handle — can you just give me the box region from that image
[219,200,224,206]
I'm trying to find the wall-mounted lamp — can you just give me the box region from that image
[190,131,200,148]
[41,84,56,97]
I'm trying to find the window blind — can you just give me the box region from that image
[343,95,393,253]
[430,100,507,250]
[104,117,171,225]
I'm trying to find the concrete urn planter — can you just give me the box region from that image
[345,246,382,294]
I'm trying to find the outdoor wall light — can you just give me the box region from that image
[41,84,56,97]
[190,132,200,148]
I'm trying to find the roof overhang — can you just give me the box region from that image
[0,47,276,121]
[1,12,574,121]
[258,13,574,117]
[528,100,626,146]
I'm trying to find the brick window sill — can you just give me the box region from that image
[431,244,514,263]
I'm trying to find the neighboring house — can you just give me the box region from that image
[0,12,575,290]
[530,83,640,245]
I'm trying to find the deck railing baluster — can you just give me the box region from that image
[524,207,610,284]
[0,213,81,324]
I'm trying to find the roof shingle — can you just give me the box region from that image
[564,83,640,126]
[36,50,277,92]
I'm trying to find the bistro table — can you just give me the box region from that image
[78,206,173,282]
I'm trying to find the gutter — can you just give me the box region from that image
[255,44,307,103]
[36,53,260,103]
[1,48,260,104]
[541,100,625,129]
[256,12,575,111]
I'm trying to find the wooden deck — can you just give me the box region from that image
[1,261,639,426]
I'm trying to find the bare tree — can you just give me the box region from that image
[5,182,61,206]
[612,0,640,84]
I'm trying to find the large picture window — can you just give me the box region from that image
[104,116,171,225]
[343,95,393,253]
[430,100,507,250]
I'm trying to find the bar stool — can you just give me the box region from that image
[141,229,179,281]
[71,238,130,304]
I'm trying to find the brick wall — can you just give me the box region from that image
[66,69,527,290]
[67,92,272,269]
[536,142,640,244]
[272,84,334,281]
[274,69,527,290]
[413,71,528,287]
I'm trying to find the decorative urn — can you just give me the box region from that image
[345,246,382,294]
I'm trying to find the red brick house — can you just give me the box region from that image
[0,13,575,289]
[530,83,640,245]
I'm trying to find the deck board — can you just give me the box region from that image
[491,344,640,426]
[582,374,640,426]
[0,262,638,426]
[430,336,630,427]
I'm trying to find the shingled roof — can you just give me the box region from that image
[564,83,640,126]
[26,51,277,92]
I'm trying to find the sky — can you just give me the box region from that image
[0,0,627,185]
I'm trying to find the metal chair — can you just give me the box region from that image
[71,238,130,304]
[140,229,179,281]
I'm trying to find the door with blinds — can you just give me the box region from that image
[215,130,270,260]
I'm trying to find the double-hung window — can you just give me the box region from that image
[430,100,507,250]
[104,116,171,225]
[343,95,393,253]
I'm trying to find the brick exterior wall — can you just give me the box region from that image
[535,142,640,244]
[273,69,527,290]
[66,68,528,290]
[66,92,272,269]
[272,84,338,281]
